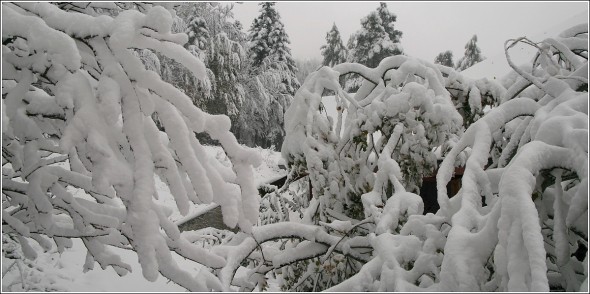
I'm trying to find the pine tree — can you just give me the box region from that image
[345,2,403,91]
[248,2,278,66]
[456,34,485,71]
[376,2,403,46]
[248,2,299,96]
[185,15,209,52]
[321,23,348,67]
[434,50,454,67]
[234,2,300,149]
[350,2,403,68]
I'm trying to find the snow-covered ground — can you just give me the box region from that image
[2,145,285,292]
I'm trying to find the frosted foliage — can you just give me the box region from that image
[247,2,299,97]
[248,2,297,74]
[2,2,261,291]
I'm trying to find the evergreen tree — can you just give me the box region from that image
[185,15,209,52]
[376,2,403,46]
[345,2,403,91]
[234,2,299,149]
[434,50,454,67]
[349,2,403,68]
[248,2,278,66]
[456,34,485,71]
[320,23,348,67]
[248,2,299,96]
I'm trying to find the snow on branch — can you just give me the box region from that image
[2,2,260,291]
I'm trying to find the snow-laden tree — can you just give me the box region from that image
[456,34,486,71]
[321,23,348,68]
[435,50,454,68]
[184,14,209,52]
[347,3,404,68]
[234,57,293,149]
[248,2,293,67]
[376,2,403,46]
[157,6,212,116]
[197,3,247,119]
[2,2,262,291]
[212,23,586,291]
[274,54,465,291]
[345,2,403,92]
[248,2,299,96]
[232,2,300,149]
[165,2,296,150]
[271,23,587,292]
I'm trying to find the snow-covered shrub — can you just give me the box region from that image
[283,56,464,218]
[274,55,465,290]
[2,2,261,291]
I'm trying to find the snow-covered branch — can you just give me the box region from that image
[2,2,261,291]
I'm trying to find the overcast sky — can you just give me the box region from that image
[230,1,588,63]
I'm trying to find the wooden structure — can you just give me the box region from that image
[419,162,465,214]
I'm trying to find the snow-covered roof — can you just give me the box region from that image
[461,11,588,80]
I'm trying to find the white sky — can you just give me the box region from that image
[229,1,588,62]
